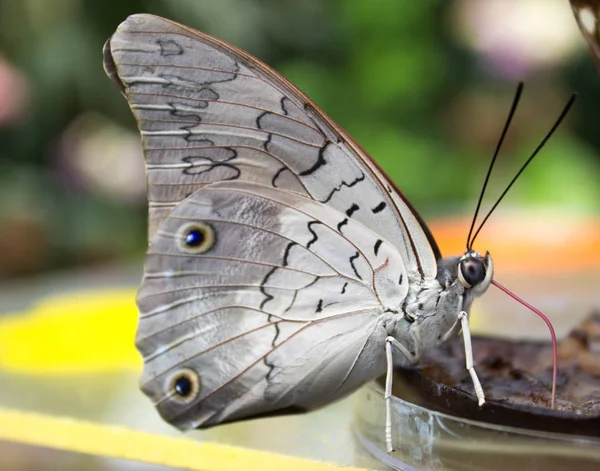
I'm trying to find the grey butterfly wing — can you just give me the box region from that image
[103,13,439,429]
[103,13,439,281]
[571,0,600,72]
[137,181,407,428]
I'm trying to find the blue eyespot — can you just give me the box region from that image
[169,368,201,403]
[185,229,205,247]
[178,223,215,253]
[174,376,192,397]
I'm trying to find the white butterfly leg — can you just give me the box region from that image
[384,336,418,453]
[458,311,485,406]
[439,301,486,406]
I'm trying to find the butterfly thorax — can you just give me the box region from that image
[385,251,493,365]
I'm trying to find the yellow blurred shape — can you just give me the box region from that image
[0,407,366,471]
[0,289,141,374]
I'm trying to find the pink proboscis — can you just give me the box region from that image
[491,279,557,409]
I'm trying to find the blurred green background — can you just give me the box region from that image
[1,0,599,279]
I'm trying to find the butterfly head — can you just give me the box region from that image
[457,250,493,298]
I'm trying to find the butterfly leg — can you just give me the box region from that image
[384,336,418,453]
[439,301,486,406]
[458,311,485,406]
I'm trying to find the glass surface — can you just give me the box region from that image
[354,381,600,471]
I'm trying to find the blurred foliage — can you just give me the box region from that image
[0,0,599,278]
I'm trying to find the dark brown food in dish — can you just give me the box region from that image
[388,311,600,436]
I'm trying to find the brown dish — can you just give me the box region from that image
[388,311,600,436]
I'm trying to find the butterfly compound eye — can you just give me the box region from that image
[178,222,215,254]
[458,257,486,288]
[169,368,201,403]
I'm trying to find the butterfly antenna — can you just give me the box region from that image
[469,92,577,248]
[466,83,524,250]
[491,280,557,408]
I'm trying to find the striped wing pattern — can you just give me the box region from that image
[104,14,438,428]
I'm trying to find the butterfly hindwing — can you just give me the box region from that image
[136,181,407,428]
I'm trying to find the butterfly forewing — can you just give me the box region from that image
[104,13,440,429]
[104,13,437,280]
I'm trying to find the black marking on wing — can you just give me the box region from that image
[264,321,281,381]
[156,71,239,93]
[349,251,362,280]
[341,282,348,294]
[284,276,319,313]
[256,109,271,149]
[259,266,277,310]
[299,142,329,176]
[183,159,240,179]
[337,218,348,233]
[124,58,238,92]
[261,264,281,378]
[257,98,290,144]
[316,299,323,313]
[198,87,219,100]
[399,274,404,285]
[272,166,288,188]
[284,290,298,313]
[372,202,386,213]
[256,110,268,129]
[166,102,202,121]
[306,221,322,249]
[169,89,219,119]
[141,61,239,141]
[264,231,310,378]
[180,88,218,116]
[378,170,442,270]
[157,39,183,56]
[374,239,383,256]
[258,102,312,161]
[280,97,291,116]
[182,125,214,143]
[282,242,297,267]
[182,148,241,180]
[418,303,424,311]
[319,173,366,203]
[435,295,441,308]
[262,132,272,152]
[346,204,359,217]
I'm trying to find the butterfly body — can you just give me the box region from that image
[103,14,492,436]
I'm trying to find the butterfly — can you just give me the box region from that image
[103,14,561,453]
[571,0,600,70]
